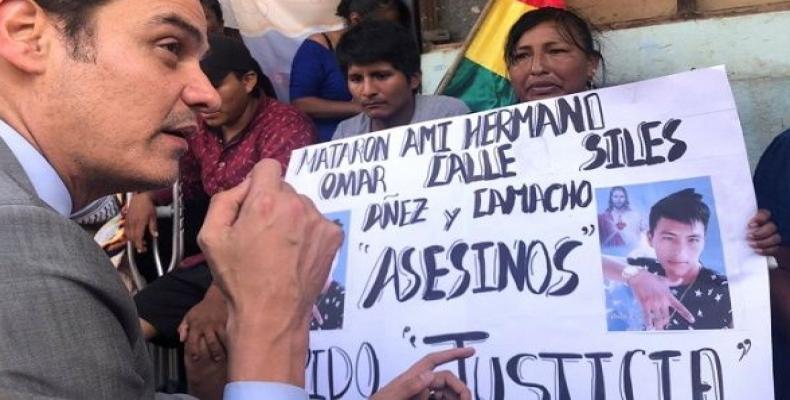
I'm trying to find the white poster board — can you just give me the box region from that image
[286,66,773,399]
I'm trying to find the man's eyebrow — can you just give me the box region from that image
[147,13,205,45]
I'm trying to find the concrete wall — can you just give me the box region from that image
[432,0,486,42]
[423,10,790,168]
[435,0,790,40]
[598,11,790,167]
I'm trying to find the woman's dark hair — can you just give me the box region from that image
[336,21,420,80]
[225,62,277,100]
[35,0,112,60]
[200,0,224,24]
[336,0,412,28]
[256,70,278,100]
[234,67,278,100]
[504,7,603,72]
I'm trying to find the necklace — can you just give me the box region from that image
[667,266,702,327]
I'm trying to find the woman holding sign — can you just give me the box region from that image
[502,7,780,330]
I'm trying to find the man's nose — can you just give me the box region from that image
[674,243,692,261]
[529,51,548,75]
[361,77,378,97]
[183,65,221,113]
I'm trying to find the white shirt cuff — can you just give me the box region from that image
[223,381,308,400]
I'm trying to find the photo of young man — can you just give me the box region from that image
[601,182,732,331]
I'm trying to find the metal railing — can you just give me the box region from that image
[126,181,185,392]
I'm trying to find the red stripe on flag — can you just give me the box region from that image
[517,0,566,8]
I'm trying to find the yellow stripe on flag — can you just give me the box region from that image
[465,0,537,79]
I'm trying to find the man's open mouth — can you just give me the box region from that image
[162,126,196,138]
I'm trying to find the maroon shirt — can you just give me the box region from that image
[174,96,315,267]
[180,96,316,200]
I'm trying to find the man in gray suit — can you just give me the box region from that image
[0,0,345,398]
[0,0,473,399]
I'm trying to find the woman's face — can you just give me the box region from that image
[508,21,598,102]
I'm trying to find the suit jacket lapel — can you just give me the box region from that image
[0,134,51,208]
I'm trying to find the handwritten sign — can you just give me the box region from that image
[286,66,773,399]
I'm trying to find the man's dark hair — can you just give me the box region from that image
[504,7,604,74]
[36,0,112,61]
[336,21,420,80]
[335,0,411,28]
[649,188,711,234]
[200,0,224,23]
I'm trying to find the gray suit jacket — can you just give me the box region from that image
[0,139,155,398]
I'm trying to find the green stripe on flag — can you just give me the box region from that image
[442,58,517,113]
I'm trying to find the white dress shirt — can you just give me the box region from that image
[0,118,307,399]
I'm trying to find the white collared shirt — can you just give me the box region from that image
[0,119,72,217]
[0,118,306,400]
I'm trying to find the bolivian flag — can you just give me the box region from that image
[438,0,565,112]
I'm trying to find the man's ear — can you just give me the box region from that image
[242,71,258,95]
[409,71,422,91]
[586,55,600,82]
[0,0,52,74]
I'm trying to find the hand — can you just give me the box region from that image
[629,271,694,330]
[749,209,781,256]
[197,159,343,384]
[104,238,128,253]
[372,348,474,400]
[184,335,228,400]
[178,284,228,363]
[125,192,158,253]
[101,217,128,253]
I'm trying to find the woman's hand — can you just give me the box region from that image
[749,209,781,256]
